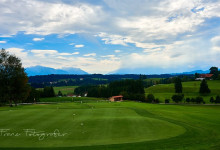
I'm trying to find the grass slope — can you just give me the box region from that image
[0,100,220,150]
[40,97,105,103]
[54,86,78,95]
[145,80,220,103]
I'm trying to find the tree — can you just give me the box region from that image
[209,66,219,79]
[195,73,200,79]
[43,86,55,97]
[155,98,160,103]
[186,97,191,103]
[0,48,30,106]
[195,96,203,104]
[174,77,182,93]
[190,97,196,103]
[146,94,155,103]
[210,97,215,103]
[58,90,63,97]
[165,99,170,104]
[172,94,184,103]
[199,79,210,94]
[216,95,220,103]
[26,86,40,103]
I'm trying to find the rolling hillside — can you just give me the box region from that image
[145,80,220,103]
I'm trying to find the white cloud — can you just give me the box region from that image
[2,1,220,73]
[72,52,79,55]
[0,41,6,43]
[7,48,27,58]
[59,53,72,56]
[31,50,57,54]
[115,50,121,53]
[0,1,104,36]
[33,38,45,41]
[101,55,115,58]
[75,44,84,48]
[30,50,58,58]
[211,36,220,52]
[98,32,128,46]
[211,36,220,47]
[84,53,96,57]
[5,47,120,74]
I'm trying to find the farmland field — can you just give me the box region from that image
[145,80,220,103]
[0,99,220,150]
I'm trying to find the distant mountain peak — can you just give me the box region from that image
[25,65,88,76]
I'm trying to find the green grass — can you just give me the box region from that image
[145,80,220,103]
[53,86,78,95]
[40,97,105,103]
[0,100,220,150]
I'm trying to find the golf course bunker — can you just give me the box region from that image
[0,106,186,148]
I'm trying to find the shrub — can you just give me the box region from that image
[191,98,196,103]
[186,98,191,103]
[210,97,215,103]
[155,98,160,103]
[172,94,184,103]
[147,94,155,103]
[165,99,170,104]
[195,96,203,104]
[216,95,220,103]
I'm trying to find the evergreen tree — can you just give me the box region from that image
[174,77,182,93]
[58,90,63,97]
[43,86,55,97]
[199,80,210,94]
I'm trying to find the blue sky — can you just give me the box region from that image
[0,0,220,74]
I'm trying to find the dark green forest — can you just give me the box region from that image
[74,79,145,101]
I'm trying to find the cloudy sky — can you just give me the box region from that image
[0,0,220,74]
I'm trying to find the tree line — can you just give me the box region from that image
[74,79,145,101]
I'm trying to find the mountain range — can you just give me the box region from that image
[25,66,88,76]
[25,65,211,76]
[110,67,210,75]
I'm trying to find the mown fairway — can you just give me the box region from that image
[145,80,220,103]
[0,100,220,150]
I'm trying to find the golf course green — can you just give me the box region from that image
[0,100,220,150]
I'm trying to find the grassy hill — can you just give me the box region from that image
[40,97,105,103]
[0,100,219,149]
[53,86,78,95]
[145,80,220,103]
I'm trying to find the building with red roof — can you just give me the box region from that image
[109,95,123,102]
[200,74,213,78]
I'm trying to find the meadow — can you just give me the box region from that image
[53,86,78,95]
[145,80,220,103]
[0,99,219,150]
